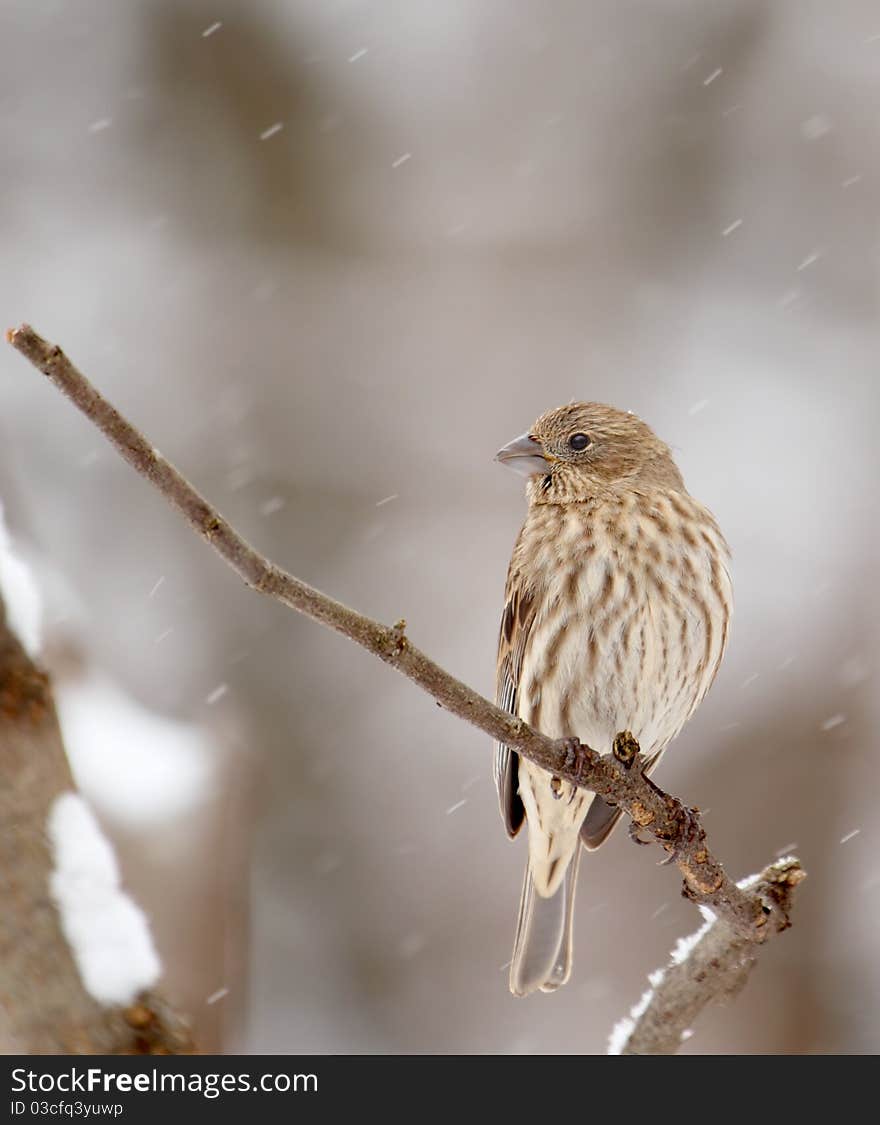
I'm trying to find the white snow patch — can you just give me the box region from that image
[796,251,821,272]
[607,982,657,1055]
[800,114,832,140]
[48,793,161,1005]
[57,672,217,827]
[609,906,717,1053]
[259,495,286,516]
[205,683,228,705]
[671,913,714,965]
[0,504,42,657]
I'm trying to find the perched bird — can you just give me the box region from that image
[494,403,732,996]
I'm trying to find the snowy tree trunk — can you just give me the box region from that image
[0,592,192,1053]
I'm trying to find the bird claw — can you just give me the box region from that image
[658,802,703,866]
[628,820,653,847]
[561,737,582,779]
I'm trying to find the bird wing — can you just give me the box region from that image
[494,565,536,838]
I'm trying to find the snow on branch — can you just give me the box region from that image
[609,858,805,1054]
[0,498,193,1053]
[48,793,162,1006]
[7,324,806,1052]
[0,500,42,657]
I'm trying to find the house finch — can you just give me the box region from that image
[495,403,732,996]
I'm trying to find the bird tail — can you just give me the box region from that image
[509,849,580,997]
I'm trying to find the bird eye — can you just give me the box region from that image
[568,432,591,451]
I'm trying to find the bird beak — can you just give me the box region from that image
[495,432,549,477]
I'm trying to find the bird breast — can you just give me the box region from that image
[515,489,732,758]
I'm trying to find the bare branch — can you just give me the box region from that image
[0,588,194,1053]
[7,324,805,1035]
[611,858,805,1054]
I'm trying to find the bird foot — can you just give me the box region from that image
[657,801,703,866]
[628,820,653,847]
[561,737,586,784]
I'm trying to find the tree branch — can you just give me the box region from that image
[0,587,194,1053]
[7,324,805,1048]
[609,857,806,1054]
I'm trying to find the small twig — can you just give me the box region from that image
[6,323,803,951]
[611,858,806,1054]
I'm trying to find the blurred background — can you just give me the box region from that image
[1,0,878,1053]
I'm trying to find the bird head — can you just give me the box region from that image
[495,402,682,503]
